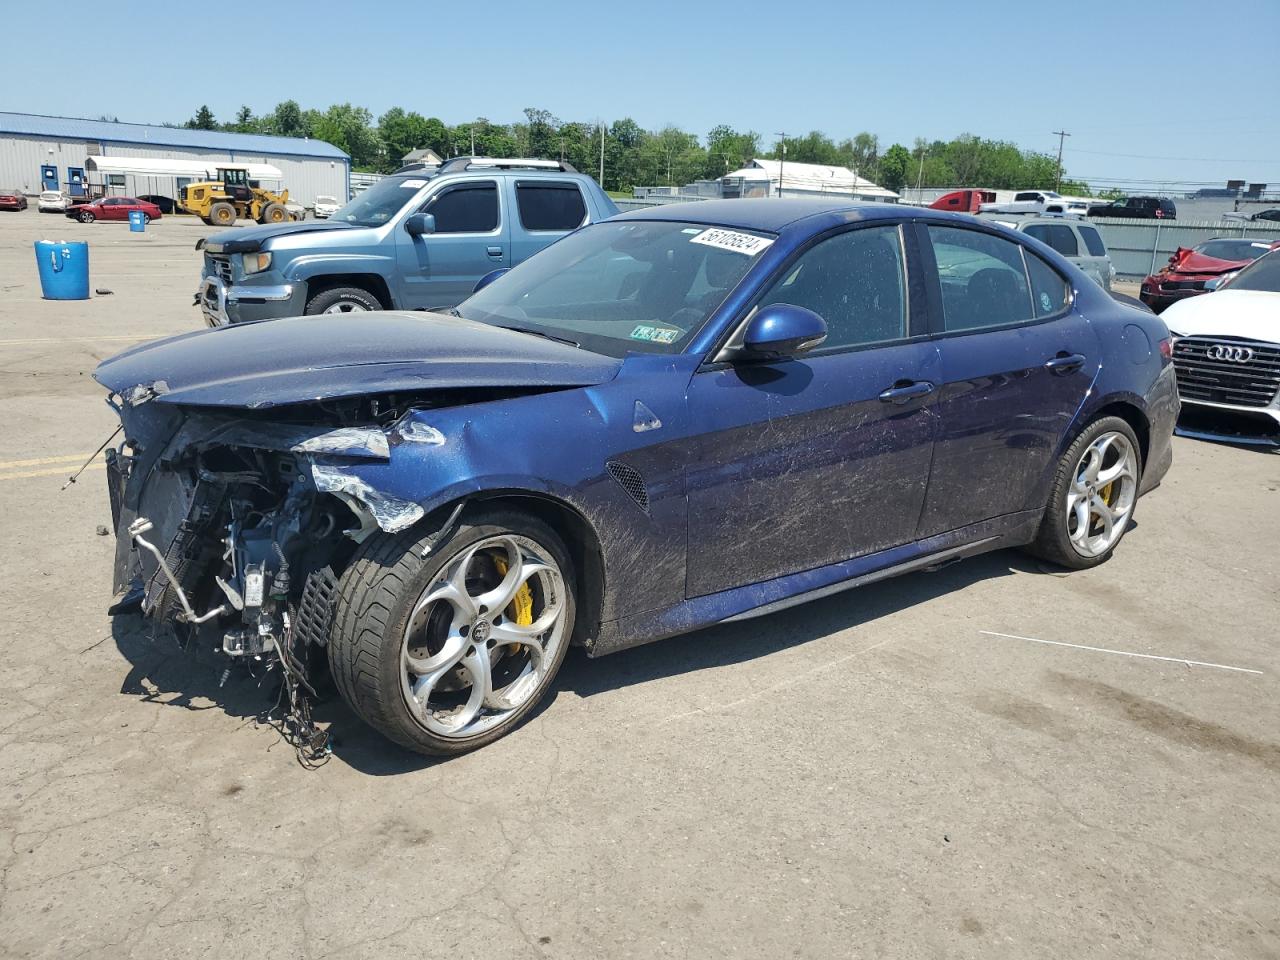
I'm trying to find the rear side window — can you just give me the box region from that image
[1024,224,1079,257]
[1025,252,1071,318]
[1015,192,1040,202]
[927,225,1032,331]
[424,181,499,233]
[1078,225,1107,257]
[516,181,587,231]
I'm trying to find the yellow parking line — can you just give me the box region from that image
[0,462,106,481]
[0,454,91,469]
[0,334,161,346]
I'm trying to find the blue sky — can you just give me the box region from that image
[4,0,1277,190]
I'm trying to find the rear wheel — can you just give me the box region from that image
[329,508,575,756]
[209,202,236,226]
[141,213,151,225]
[305,286,381,314]
[260,203,288,224]
[1027,416,1142,569]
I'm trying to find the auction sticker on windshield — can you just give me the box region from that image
[400,179,428,189]
[690,228,774,256]
[631,324,681,343]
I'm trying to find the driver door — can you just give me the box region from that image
[684,223,940,598]
[394,179,510,310]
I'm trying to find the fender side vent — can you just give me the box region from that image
[606,460,650,512]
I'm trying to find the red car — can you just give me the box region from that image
[65,196,163,224]
[1141,237,1279,312]
[0,188,28,211]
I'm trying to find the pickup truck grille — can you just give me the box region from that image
[206,254,232,283]
[1173,337,1280,408]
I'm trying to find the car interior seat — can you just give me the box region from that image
[963,267,1028,328]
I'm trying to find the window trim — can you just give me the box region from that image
[702,220,923,368]
[416,177,502,235]
[513,179,588,233]
[917,220,1074,338]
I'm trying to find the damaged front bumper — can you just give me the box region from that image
[106,399,434,664]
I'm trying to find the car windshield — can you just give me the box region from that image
[456,219,774,358]
[1197,239,1275,262]
[1226,249,1280,293]
[328,176,429,226]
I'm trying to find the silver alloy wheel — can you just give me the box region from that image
[323,300,369,313]
[400,534,568,739]
[1066,431,1138,558]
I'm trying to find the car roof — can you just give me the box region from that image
[614,197,981,233]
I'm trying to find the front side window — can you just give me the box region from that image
[756,225,907,350]
[1015,192,1040,202]
[1024,223,1079,256]
[928,225,1033,331]
[516,182,587,231]
[1078,225,1107,257]
[424,181,499,233]
[456,219,771,358]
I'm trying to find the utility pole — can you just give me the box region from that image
[775,132,788,197]
[915,148,926,195]
[1052,130,1070,191]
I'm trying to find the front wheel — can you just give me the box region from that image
[329,509,576,755]
[79,210,94,223]
[1027,416,1142,569]
[305,286,381,314]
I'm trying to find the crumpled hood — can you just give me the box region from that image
[202,219,355,253]
[1162,290,1280,343]
[94,311,621,409]
[1162,248,1251,278]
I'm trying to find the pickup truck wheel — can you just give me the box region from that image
[305,286,381,314]
[329,508,575,756]
[209,203,236,226]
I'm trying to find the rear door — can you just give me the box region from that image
[395,178,509,309]
[915,222,1099,538]
[684,222,940,597]
[509,179,589,265]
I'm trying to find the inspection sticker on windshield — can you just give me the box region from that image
[631,324,680,344]
[689,228,773,256]
[400,179,428,189]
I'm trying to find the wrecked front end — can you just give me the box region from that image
[102,390,445,756]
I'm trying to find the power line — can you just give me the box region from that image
[1067,146,1280,165]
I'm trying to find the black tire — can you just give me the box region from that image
[209,202,236,226]
[1026,416,1142,570]
[141,213,151,225]
[304,285,382,314]
[260,203,288,224]
[328,507,576,756]
[79,210,94,223]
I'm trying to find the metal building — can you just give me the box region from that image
[0,112,349,207]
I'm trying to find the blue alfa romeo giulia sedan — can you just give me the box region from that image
[96,199,1178,756]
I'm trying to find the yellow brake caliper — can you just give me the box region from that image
[493,557,534,627]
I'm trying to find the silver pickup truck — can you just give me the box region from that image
[195,158,619,324]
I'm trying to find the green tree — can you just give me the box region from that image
[311,103,379,169]
[224,106,259,134]
[523,107,559,158]
[704,125,759,179]
[379,107,433,169]
[186,105,216,130]
[265,101,309,138]
[879,143,911,193]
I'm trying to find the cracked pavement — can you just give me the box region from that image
[1,210,1278,959]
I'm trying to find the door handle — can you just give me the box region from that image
[878,380,935,404]
[1045,352,1086,375]
[486,246,504,259]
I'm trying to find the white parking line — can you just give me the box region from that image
[979,631,1263,675]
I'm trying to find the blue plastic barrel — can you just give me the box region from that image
[128,210,146,232]
[34,241,90,300]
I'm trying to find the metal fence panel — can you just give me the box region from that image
[1093,219,1280,278]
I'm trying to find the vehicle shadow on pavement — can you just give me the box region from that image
[109,548,1039,775]
[556,548,1036,701]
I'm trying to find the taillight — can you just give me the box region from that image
[1158,337,1173,361]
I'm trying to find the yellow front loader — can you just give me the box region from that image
[179,167,291,226]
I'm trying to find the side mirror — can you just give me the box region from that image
[405,213,436,237]
[473,267,510,294]
[739,304,827,359]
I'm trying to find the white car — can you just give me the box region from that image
[313,195,341,218]
[38,190,71,213]
[1163,248,1280,446]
